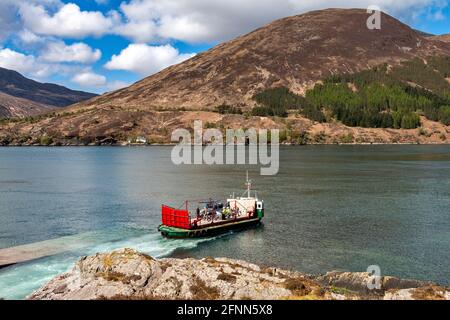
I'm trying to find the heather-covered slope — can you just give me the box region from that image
[78,8,450,111]
[1,9,450,145]
[431,34,450,43]
[0,92,53,118]
[0,67,96,118]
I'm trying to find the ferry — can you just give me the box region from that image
[158,172,264,238]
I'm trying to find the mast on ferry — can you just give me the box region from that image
[245,170,252,198]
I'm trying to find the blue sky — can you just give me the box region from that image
[0,0,448,94]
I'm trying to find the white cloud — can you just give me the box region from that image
[158,15,215,44]
[0,47,84,79]
[0,0,446,94]
[104,44,195,75]
[72,70,107,87]
[0,2,20,42]
[0,0,444,45]
[114,0,448,44]
[18,29,44,44]
[0,1,61,42]
[0,48,37,74]
[19,3,117,38]
[41,41,101,63]
[119,0,159,22]
[432,11,445,21]
[115,20,158,43]
[106,80,130,91]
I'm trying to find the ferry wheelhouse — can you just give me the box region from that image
[158,173,264,238]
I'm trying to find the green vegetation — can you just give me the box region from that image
[251,56,450,129]
[0,135,12,145]
[204,121,217,129]
[39,135,53,146]
[418,127,429,137]
[293,131,310,145]
[439,106,450,125]
[339,133,354,144]
[251,87,326,121]
[215,104,243,115]
[313,131,327,143]
[252,87,303,117]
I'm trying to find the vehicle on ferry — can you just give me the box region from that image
[158,172,264,238]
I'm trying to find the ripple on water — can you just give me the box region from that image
[0,228,217,300]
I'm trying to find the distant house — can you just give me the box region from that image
[128,136,147,144]
[136,136,147,144]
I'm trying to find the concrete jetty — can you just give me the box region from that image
[0,240,69,268]
[0,231,126,268]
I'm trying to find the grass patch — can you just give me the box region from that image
[96,271,142,285]
[283,278,312,296]
[98,293,165,300]
[339,133,354,144]
[190,277,220,300]
[411,286,447,300]
[217,272,237,283]
[329,286,358,296]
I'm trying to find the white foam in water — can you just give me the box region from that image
[0,229,216,300]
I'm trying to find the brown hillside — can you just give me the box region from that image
[78,8,450,111]
[0,67,96,119]
[431,34,450,43]
[0,92,54,118]
[1,8,449,146]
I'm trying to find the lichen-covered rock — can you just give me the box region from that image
[384,286,450,300]
[316,271,434,294]
[27,249,161,300]
[27,249,310,300]
[27,249,449,300]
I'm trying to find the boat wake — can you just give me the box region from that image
[0,227,218,300]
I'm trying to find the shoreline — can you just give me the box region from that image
[1,142,450,147]
[27,248,450,300]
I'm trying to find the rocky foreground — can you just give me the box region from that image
[28,249,449,300]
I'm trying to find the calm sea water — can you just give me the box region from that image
[0,146,449,299]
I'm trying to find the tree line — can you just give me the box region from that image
[249,56,450,129]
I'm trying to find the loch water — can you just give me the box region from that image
[0,146,449,299]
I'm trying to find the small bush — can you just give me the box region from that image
[283,278,311,296]
[298,131,310,145]
[339,133,354,144]
[0,136,12,145]
[401,113,421,129]
[215,104,243,115]
[418,127,428,136]
[217,272,237,283]
[39,135,53,146]
[439,106,450,125]
[313,131,327,143]
[190,277,220,300]
[205,122,217,129]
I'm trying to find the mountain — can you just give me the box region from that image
[431,34,450,43]
[414,29,435,37]
[81,8,450,111]
[0,92,53,118]
[0,67,97,118]
[0,8,449,145]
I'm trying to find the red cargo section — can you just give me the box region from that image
[161,205,191,229]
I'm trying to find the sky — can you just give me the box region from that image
[0,0,449,94]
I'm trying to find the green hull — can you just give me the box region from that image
[158,217,262,239]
